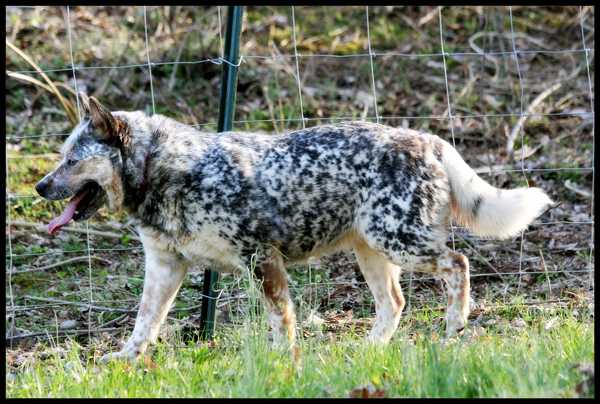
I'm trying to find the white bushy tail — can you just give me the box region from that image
[437,137,553,239]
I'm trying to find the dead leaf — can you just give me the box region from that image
[143,355,157,370]
[349,383,386,398]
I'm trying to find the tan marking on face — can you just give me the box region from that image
[110,167,124,208]
[67,156,123,209]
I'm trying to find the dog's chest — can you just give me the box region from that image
[137,224,245,274]
[174,225,244,270]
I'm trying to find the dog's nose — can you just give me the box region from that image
[35,179,50,197]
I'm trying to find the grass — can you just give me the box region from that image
[6,305,594,398]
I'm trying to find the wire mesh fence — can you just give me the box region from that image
[5,6,594,346]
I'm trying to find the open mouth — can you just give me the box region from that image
[48,182,106,235]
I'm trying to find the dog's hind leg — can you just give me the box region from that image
[354,241,405,345]
[100,240,188,363]
[395,250,471,337]
[253,252,297,353]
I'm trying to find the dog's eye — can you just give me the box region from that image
[66,158,77,166]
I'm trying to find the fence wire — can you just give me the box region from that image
[578,6,595,291]
[5,6,595,343]
[65,4,95,342]
[508,6,529,297]
[8,48,594,76]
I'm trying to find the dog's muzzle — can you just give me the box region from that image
[35,176,73,201]
[35,178,51,198]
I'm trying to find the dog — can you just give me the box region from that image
[35,93,553,362]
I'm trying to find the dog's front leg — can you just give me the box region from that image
[100,241,187,363]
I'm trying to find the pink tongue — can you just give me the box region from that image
[48,190,88,235]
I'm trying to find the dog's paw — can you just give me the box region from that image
[444,325,466,340]
[364,333,390,346]
[98,348,140,364]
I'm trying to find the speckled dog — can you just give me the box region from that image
[36,94,553,362]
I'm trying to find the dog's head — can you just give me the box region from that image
[35,94,128,234]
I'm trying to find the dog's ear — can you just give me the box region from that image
[88,96,118,140]
[78,92,91,116]
[78,92,121,141]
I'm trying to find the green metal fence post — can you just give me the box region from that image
[199,5,244,341]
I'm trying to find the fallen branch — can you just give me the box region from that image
[23,295,205,314]
[417,6,440,27]
[564,180,592,199]
[9,256,113,275]
[24,296,137,314]
[8,220,139,241]
[506,81,563,160]
[6,327,122,343]
[98,313,130,329]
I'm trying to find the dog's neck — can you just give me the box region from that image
[120,147,153,214]
[114,112,164,216]
[111,111,215,225]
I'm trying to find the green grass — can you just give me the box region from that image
[6,309,594,398]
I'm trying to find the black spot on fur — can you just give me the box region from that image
[472,196,483,218]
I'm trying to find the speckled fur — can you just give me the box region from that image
[36,96,552,362]
[121,117,453,266]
